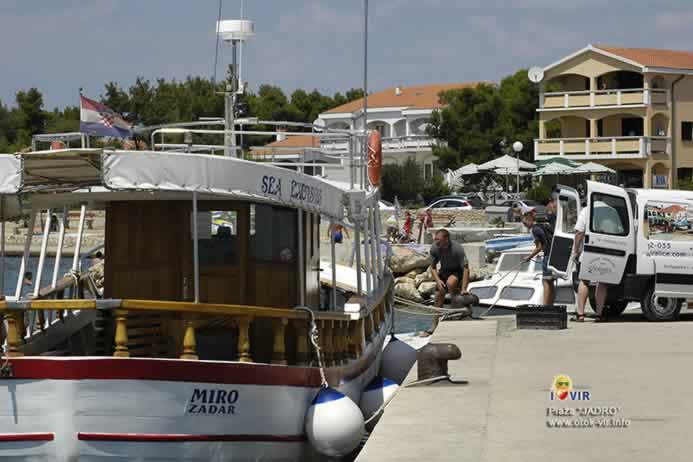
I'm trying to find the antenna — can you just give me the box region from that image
[216,18,255,158]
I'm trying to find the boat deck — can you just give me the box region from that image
[357,311,693,462]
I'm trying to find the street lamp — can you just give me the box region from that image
[513,141,523,194]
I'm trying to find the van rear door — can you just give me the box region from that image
[579,181,634,284]
[548,185,581,279]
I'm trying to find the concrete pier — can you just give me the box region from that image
[357,312,693,462]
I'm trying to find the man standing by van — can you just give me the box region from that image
[521,206,555,305]
[573,207,608,322]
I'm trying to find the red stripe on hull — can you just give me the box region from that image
[78,433,306,443]
[0,433,54,442]
[7,357,322,386]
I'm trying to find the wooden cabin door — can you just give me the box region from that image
[105,202,189,300]
[189,202,248,304]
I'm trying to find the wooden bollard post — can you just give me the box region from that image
[5,312,23,357]
[180,317,198,360]
[332,321,342,366]
[364,313,373,342]
[37,311,45,332]
[272,318,288,365]
[295,321,310,366]
[347,320,358,359]
[113,310,129,358]
[322,321,333,366]
[237,317,252,363]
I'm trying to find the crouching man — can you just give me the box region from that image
[429,229,470,332]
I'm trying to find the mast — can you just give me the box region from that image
[362,0,369,190]
[217,18,255,158]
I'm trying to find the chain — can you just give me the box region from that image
[0,320,13,377]
[295,306,328,388]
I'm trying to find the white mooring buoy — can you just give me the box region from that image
[380,334,417,384]
[305,387,365,457]
[359,376,399,424]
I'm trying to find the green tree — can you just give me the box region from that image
[428,83,505,170]
[381,157,426,204]
[15,88,47,136]
[101,82,130,116]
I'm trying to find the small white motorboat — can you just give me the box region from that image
[468,246,576,309]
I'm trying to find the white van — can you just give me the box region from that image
[549,180,693,321]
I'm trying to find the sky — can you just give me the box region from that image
[2,0,693,110]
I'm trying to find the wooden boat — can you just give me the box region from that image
[0,145,393,461]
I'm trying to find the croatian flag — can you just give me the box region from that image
[80,95,133,139]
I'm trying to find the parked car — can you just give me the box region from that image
[497,199,547,222]
[426,198,473,211]
[456,193,487,209]
[379,200,396,211]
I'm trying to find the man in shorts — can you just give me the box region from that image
[573,206,607,322]
[429,229,470,331]
[521,205,555,305]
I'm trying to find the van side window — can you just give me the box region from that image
[590,193,628,236]
[559,195,578,233]
[644,201,693,241]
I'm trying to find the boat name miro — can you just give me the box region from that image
[185,388,240,416]
[260,175,323,206]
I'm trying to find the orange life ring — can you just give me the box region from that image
[367,130,382,187]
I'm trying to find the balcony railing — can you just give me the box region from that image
[541,88,669,110]
[534,136,670,160]
[321,135,434,153]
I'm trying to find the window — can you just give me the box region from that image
[682,122,693,141]
[590,193,628,236]
[559,195,578,233]
[250,204,297,263]
[431,200,448,208]
[498,253,531,272]
[194,210,238,266]
[643,201,693,241]
[424,163,433,181]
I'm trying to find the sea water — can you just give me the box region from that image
[1,256,83,298]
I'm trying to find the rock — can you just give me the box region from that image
[418,281,438,297]
[389,246,432,274]
[394,276,414,285]
[394,281,424,302]
[414,268,434,287]
[405,268,423,279]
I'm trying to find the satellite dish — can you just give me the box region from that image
[313,118,326,132]
[528,66,544,83]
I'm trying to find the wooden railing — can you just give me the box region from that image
[541,88,669,109]
[0,296,391,367]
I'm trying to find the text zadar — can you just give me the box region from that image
[185,388,239,415]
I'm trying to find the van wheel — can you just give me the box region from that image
[588,287,628,317]
[640,286,682,321]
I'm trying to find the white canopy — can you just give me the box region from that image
[532,162,575,177]
[478,154,536,172]
[572,162,616,175]
[492,167,535,176]
[0,155,21,194]
[103,151,347,219]
[445,163,479,186]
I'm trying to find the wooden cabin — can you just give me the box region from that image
[102,199,322,362]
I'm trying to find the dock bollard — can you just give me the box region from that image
[416,343,461,382]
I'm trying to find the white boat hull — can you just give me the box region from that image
[0,321,391,461]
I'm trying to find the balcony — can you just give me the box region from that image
[320,135,434,153]
[541,88,668,110]
[534,136,670,160]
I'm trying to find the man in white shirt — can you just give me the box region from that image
[573,207,607,322]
